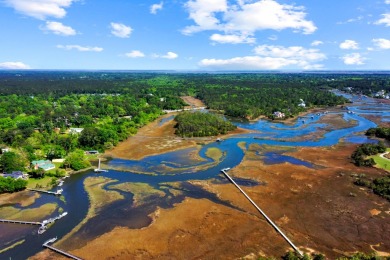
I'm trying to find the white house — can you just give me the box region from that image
[69,128,84,134]
[273,111,285,118]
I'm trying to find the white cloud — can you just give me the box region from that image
[376,13,390,26]
[254,44,326,61]
[3,0,76,20]
[57,45,103,52]
[199,56,296,70]
[200,44,326,70]
[386,0,390,4]
[372,38,390,49]
[311,40,323,46]
[150,2,163,14]
[210,33,255,44]
[337,16,364,25]
[152,52,178,59]
[0,61,31,69]
[41,21,76,36]
[110,22,132,38]
[183,0,316,40]
[339,40,359,50]
[341,53,365,65]
[125,50,145,58]
[268,35,278,41]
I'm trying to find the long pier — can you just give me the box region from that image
[28,188,63,195]
[43,237,83,260]
[221,168,304,257]
[0,219,42,225]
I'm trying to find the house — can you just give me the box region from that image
[1,171,28,180]
[69,128,84,134]
[31,160,56,171]
[298,99,306,108]
[1,148,9,154]
[273,111,285,118]
[86,150,99,155]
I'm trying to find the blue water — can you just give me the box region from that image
[2,90,389,259]
[262,152,315,168]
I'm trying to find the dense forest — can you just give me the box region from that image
[174,111,236,137]
[0,71,376,177]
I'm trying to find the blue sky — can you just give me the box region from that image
[1,0,390,70]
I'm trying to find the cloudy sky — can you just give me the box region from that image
[1,0,390,70]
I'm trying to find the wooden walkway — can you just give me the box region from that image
[0,219,42,225]
[221,168,304,257]
[28,188,63,195]
[43,237,83,260]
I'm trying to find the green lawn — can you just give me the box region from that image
[27,176,54,189]
[370,148,390,172]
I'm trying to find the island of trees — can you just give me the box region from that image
[174,111,236,137]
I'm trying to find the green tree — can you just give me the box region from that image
[64,149,91,171]
[0,151,27,172]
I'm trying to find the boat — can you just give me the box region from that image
[94,158,108,172]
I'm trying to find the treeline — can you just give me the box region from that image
[351,142,386,166]
[0,71,348,120]
[354,175,390,201]
[323,73,390,96]
[174,112,236,137]
[366,127,390,141]
[0,177,27,193]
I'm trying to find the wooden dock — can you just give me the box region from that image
[0,219,42,225]
[28,188,63,195]
[43,237,83,260]
[221,168,304,257]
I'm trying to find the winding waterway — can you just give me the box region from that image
[0,91,387,259]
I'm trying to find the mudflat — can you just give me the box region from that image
[67,136,389,258]
[105,112,250,160]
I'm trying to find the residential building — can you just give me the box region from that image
[31,160,56,171]
[1,171,28,180]
[69,128,84,134]
[273,111,285,118]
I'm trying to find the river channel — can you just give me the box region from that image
[0,91,386,259]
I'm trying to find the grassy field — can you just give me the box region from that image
[27,176,55,189]
[370,148,390,172]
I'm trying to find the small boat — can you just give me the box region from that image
[94,158,108,172]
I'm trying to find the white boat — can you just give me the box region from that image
[94,158,108,172]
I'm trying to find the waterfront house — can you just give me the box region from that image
[31,160,56,171]
[298,99,306,108]
[273,111,285,118]
[1,171,28,180]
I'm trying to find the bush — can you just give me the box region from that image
[0,177,27,193]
